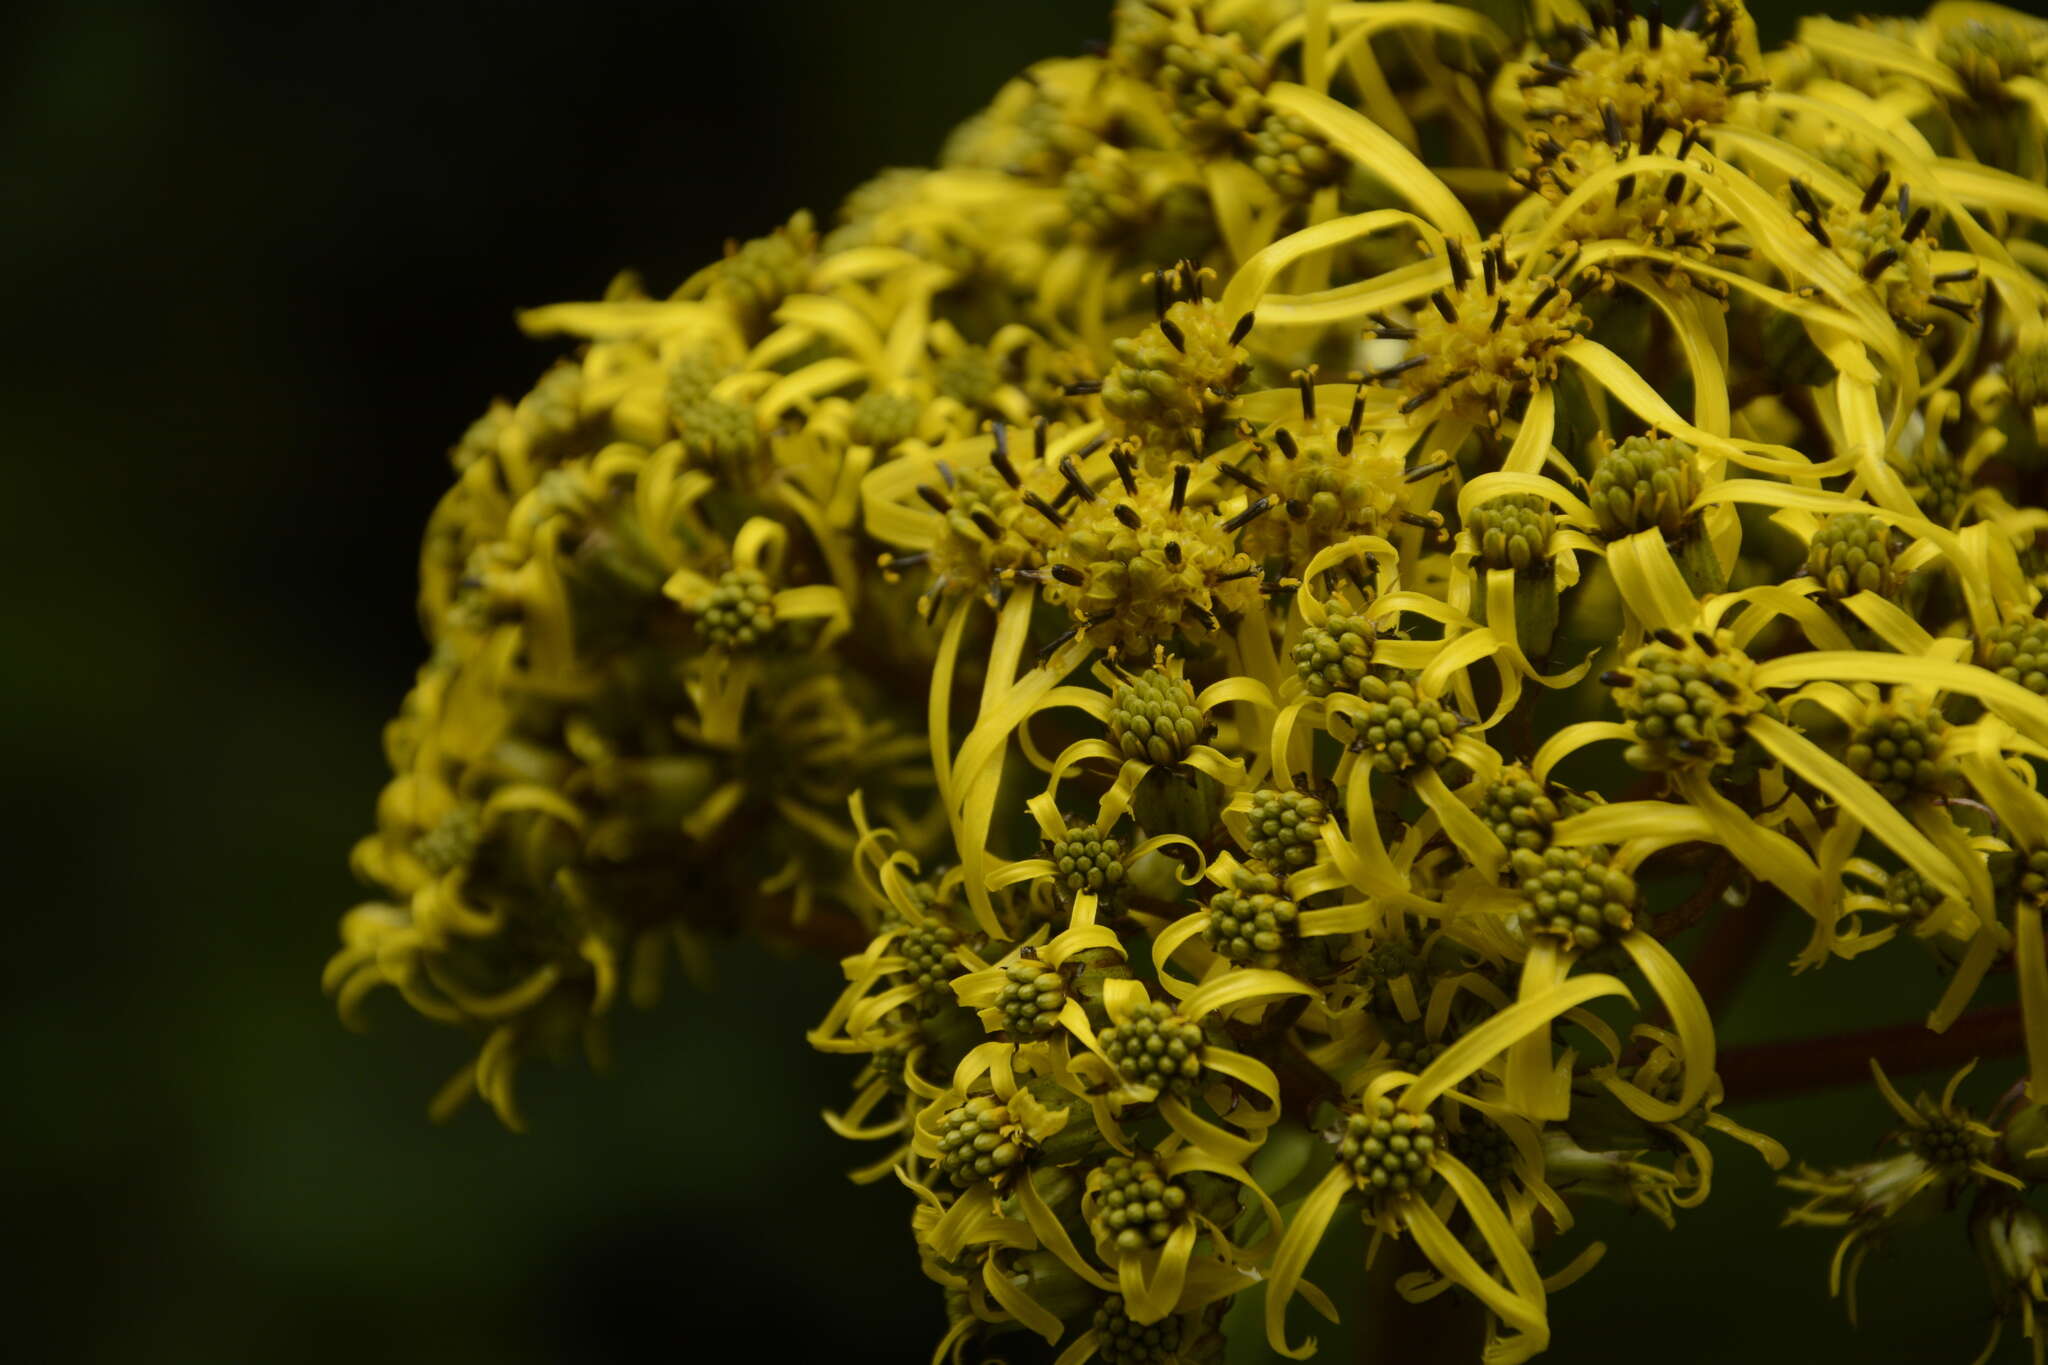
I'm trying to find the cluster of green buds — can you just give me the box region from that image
[327,1,2048,1359]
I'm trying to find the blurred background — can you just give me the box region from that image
[2,0,2015,1361]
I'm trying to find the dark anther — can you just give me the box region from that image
[1482,243,1499,295]
[1230,312,1256,346]
[1861,248,1900,281]
[1171,464,1190,512]
[918,484,953,513]
[1653,627,1685,648]
[1188,603,1219,631]
[1401,369,1469,415]
[1648,0,1663,48]
[1860,169,1892,215]
[1528,278,1562,315]
[1033,416,1049,462]
[1403,458,1451,483]
[1113,503,1143,530]
[1489,298,1511,332]
[1602,101,1624,148]
[1926,295,1977,320]
[970,509,1003,540]
[1663,172,1688,205]
[1296,368,1318,419]
[1901,206,1932,244]
[1218,463,1266,492]
[990,443,1021,489]
[1348,387,1367,432]
[1049,564,1087,587]
[1160,318,1187,353]
[1371,355,1428,382]
[1286,498,1310,519]
[1036,624,1082,667]
[1065,380,1103,396]
[1726,79,1769,95]
[1430,291,1460,323]
[1164,540,1183,565]
[1674,125,1701,162]
[1023,492,1066,527]
[1059,455,1099,502]
[1336,426,1355,456]
[1692,631,1719,654]
[1447,239,1470,290]
[1222,497,1274,534]
[1151,269,1171,319]
[1933,267,1980,284]
[1109,444,1139,496]
[1274,428,1300,459]
[1707,676,1739,699]
[1215,567,1261,583]
[1712,242,1753,258]
[1641,109,1666,151]
[1788,178,1823,222]
[1600,669,1632,687]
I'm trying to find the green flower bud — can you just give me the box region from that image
[1388,1037,1448,1072]
[1245,109,1342,201]
[1346,672,1464,776]
[895,919,965,1005]
[1805,513,1903,599]
[1448,1116,1517,1189]
[1882,865,1949,925]
[848,390,923,450]
[1588,434,1702,542]
[697,568,776,651]
[1981,616,2048,694]
[1938,19,2036,101]
[1609,630,1766,772]
[665,347,729,416]
[411,803,481,877]
[998,960,1068,1038]
[1099,1001,1205,1100]
[2006,847,2048,905]
[1908,1101,1993,1170]
[1335,1096,1439,1197]
[1087,1154,1193,1252]
[1109,666,1205,766]
[1049,822,1128,898]
[706,211,816,336]
[1204,867,1300,970]
[1475,765,1590,855]
[1468,494,1555,574]
[1093,1293,1184,1365]
[1245,788,1328,871]
[935,345,1003,411]
[1292,612,1375,698]
[1510,845,1639,951]
[1893,443,1969,528]
[1842,700,1957,804]
[675,396,761,472]
[934,1093,1027,1188]
[1760,308,1839,388]
[2009,335,2048,411]
[1154,20,1270,155]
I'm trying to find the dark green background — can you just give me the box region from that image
[4,0,2030,1360]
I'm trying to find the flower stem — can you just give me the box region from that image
[1719,1004,2024,1102]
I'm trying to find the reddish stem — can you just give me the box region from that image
[1718,1004,2024,1103]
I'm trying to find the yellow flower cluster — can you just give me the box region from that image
[329,0,2048,1358]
